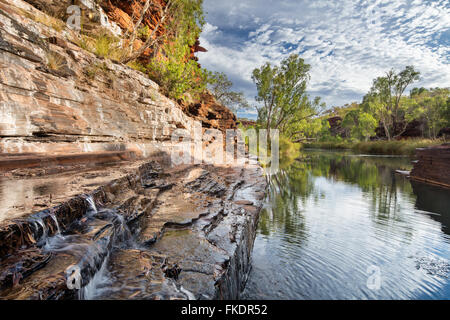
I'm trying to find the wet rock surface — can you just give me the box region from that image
[0,159,267,300]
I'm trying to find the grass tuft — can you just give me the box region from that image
[46,52,65,71]
[73,31,127,62]
[35,14,65,32]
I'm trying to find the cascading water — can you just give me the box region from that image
[30,215,49,246]
[21,194,137,300]
[79,254,113,300]
[49,213,60,234]
[85,195,98,214]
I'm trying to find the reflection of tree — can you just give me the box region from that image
[258,160,312,242]
[260,151,418,238]
[411,180,450,236]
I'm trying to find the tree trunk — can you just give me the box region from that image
[127,0,152,55]
[383,122,391,141]
[121,0,172,64]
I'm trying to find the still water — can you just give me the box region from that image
[242,150,450,300]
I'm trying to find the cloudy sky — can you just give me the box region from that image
[197,0,450,118]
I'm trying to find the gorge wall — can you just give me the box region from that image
[0,0,235,165]
[0,0,263,300]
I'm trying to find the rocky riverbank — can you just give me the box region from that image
[0,156,266,300]
[0,0,267,300]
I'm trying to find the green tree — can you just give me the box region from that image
[366,66,420,140]
[207,71,250,113]
[409,87,450,138]
[252,54,322,138]
[343,109,378,141]
[357,112,378,141]
[286,97,326,141]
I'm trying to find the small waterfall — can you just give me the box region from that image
[79,255,112,300]
[86,195,98,214]
[74,207,135,299]
[49,213,61,234]
[31,216,49,246]
[179,286,196,300]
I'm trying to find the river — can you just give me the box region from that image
[242,149,450,300]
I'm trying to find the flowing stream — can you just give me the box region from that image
[242,150,450,300]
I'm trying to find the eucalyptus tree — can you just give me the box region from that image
[252,54,323,138]
[409,87,450,138]
[208,71,250,114]
[366,66,420,140]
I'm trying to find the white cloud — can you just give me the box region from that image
[198,0,450,117]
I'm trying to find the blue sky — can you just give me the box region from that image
[197,0,450,119]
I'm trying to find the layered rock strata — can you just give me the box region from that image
[0,0,267,300]
[0,0,235,168]
[0,157,266,300]
[410,144,450,189]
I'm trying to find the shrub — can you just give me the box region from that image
[84,62,109,80]
[137,25,151,40]
[353,139,440,155]
[127,61,147,73]
[146,39,208,101]
[94,32,126,61]
[74,31,126,62]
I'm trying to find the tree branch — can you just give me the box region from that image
[127,0,152,55]
[121,0,172,64]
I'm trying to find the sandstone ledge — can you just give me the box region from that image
[0,157,267,300]
[0,0,236,161]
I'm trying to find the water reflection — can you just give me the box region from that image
[411,181,450,236]
[243,150,450,300]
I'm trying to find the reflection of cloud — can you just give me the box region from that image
[198,0,450,118]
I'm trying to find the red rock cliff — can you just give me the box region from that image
[19,0,236,132]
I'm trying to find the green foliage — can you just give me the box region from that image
[127,61,147,73]
[294,118,323,139]
[139,0,208,101]
[93,32,126,61]
[208,72,250,113]
[74,30,126,61]
[317,119,332,142]
[147,38,208,101]
[313,65,448,148]
[357,113,378,141]
[252,54,324,137]
[342,110,377,141]
[33,11,65,32]
[137,25,151,40]
[408,87,450,138]
[304,140,353,150]
[364,66,420,140]
[70,0,208,101]
[353,139,440,155]
[279,136,301,156]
